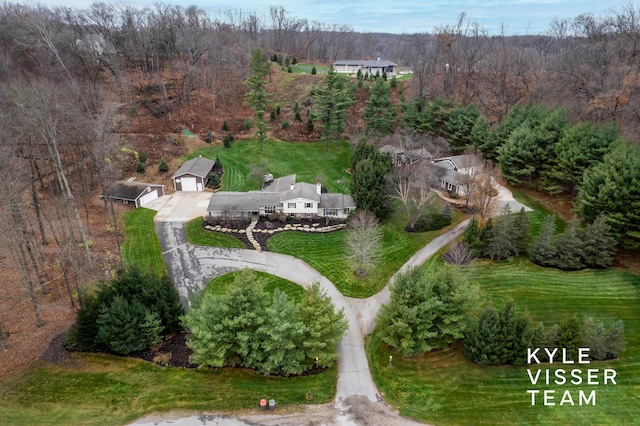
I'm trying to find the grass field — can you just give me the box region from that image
[268,205,466,298]
[185,217,245,248]
[189,140,352,193]
[205,270,306,304]
[122,208,166,276]
[368,258,640,425]
[0,353,337,425]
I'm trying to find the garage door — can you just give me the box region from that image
[181,177,198,191]
[139,190,158,207]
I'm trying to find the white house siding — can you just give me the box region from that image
[282,198,318,216]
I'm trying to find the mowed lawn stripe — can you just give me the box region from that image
[368,259,640,425]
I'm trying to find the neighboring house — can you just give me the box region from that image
[430,154,482,196]
[379,145,433,167]
[103,180,165,208]
[172,156,216,191]
[75,33,116,57]
[333,59,398,77]
[207,174,356,219]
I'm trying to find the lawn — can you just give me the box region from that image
[205,270,306,304]
[0,353,336,425]
[185,217,245,248]
[287,63,329,74]
[267,204,466,298]
[122,208,166,276]
[367,258,640,425]
[188,140,352,193]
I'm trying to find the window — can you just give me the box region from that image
[305,202,313,208]
[326,208,338,216]
[264,205,276,213]
[447,182,453,191]
[343,208,350,215]
[288,202,296,209]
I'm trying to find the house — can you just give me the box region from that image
[103,180,165,208]
[333,59,398,77]
[430,154,482,196]
[172,156,216,191]
[207,174,356,219]
[379,145,433,167]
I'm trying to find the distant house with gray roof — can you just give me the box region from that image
[430,154,482,196]
[333,59,398,77]
[172,156,216,191]
[207,174,356,219]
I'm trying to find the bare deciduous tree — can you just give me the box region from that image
[345,210,383,276]
[392,164,437,230]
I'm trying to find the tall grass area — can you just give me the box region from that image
[0,353,336,425]
[368,258,640,425]
[122,208,166,276]
[188,140,352,193]
[268,206,466,298]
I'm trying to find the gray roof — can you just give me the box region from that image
[172,156,216,178]
[320,193,356,209]
[429,163,460,185]
[280,182,320,202]
[208,191,281,212]
[434,154,481,171]
[333,59,397,67]
[104,181,163,201]
[262,174,297,193]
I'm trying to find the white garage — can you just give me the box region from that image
[172,156,216,192]
[104,181,165,208]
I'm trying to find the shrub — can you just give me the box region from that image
[136,161,145,174]
[223,134,234,148]
[295,111,302,122]
[158,158,169,173]
[244,118,253,129]
[204,131,214,143]
[270,111,276,122]
[281,120,289,129]
[292,56,297,65]
[209,172,220,189]
[222,120,229,131]
[311,66,317,75]
[137,149,148,163]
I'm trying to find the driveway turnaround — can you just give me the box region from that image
[140,188,527,425]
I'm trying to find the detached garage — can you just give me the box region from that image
[172,156,216,192]
[104,181,165,208]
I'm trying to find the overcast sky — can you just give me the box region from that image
[37,0,633,35]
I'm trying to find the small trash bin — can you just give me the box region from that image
[269,399,275,411]
[260,399,267,411]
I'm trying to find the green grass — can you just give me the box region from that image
[205,270,306,304]
[512,189,567,235]
[368,258,640,425]
[268,205,466,298]
[122,208,166,276]
[189,140,352,193]
[287,63,329,74]
[0,353,336,425]
[185,217,245,248]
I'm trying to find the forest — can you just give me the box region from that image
[1,1,639,378]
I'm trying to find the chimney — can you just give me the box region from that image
[316,182,322,195]
[290,184,294,191]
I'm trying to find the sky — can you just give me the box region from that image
[36,0,635,35]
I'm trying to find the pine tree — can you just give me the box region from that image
[363,78,396,135]
[298,282,348,370]
[582,213,617,268]
[555,218,585,270]
[158,158,169,173]
[314,65,354,150]
[530,215,557,267]
[462,216,484,256]
[244,49,272,153]
[484,205,518,260]
[556,316,582,361]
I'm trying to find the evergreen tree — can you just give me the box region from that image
[298,282,348,370]
[512,207,531,255]
[184,270,267,367]
[582,213,617,268]
[252,289,307,375]
[158,158,169,173]
[605,320,626,360]
[462,216,484,257]
[311,66,317,74]
[377,267,477,356]
[363,78,396,135]
[556,316,582,361]
[464,307,501,365]
[554,218,585,270]
[576,141,640,249]
[350,152,393,219]
[306,117,314,133]
[243,49,272,153]
[530,215,557,267]
[314,65,354,150]
[484,205,518,260]
[443,104,481,154]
